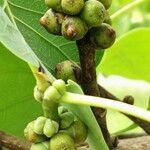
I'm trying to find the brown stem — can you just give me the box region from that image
[0,131,32,150]
[76,34,114,149]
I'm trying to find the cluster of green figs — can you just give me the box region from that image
[24,78,87,150]
[40,0,116,49]
[24,108,87,150]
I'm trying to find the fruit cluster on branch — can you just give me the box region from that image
[40,0,116,49]
[24,78,87,150]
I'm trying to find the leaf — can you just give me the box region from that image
[98,28,150,82]
[0,42,42,136]
[65,80,108,150]
[0,7,39,67]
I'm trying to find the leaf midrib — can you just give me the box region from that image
[4,0,73,65]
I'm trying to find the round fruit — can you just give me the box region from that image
[45,0,62,12]
[80,0,106,27]
[98,0,112,9]
[61,17,88,40]
[65,120,87,144]
[91,23,116,49]
[49,132,75,150]
[61,0,84,15]
[40,9,63,35]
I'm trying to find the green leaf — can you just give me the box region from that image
[98,28,150,82]
[0,42,42,137]
[0,7,39,67]
[65,80,109,150]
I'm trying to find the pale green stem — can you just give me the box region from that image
[60,92,150,123]
[111,0,145,20]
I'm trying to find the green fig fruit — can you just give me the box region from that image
[91,23,116,49]
[33,86,44,102]
[45,0,62,12]
[33,116,47,135]
[43,119,59,138]
[98,0,112,9]
[24,121,46,143]
[49,133,75,150]
[62,17,88,40]
[61,0,84,15]
[59,112,75,129]
[43,86,61,102]
[80,0,106,27]
[55,60,76,82]
[40,9,64,35]
[52,79,66,95]
[65,120,87,144]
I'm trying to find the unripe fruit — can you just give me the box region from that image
[91,23,116,49]
[98,0,112,9]
[80,0,106,27]
[44,86,61,102]
[33,86,43,102]
[59,112,75,129]
[65,120,87,144]
[43,119,59,138]
[33,116,47,135]
[24,121,46,143]
[61,17,88,40]
[49,132,75,150]
[45,0,62,12]
[55,60,76,82]
[40,9,64,35]
[52,79,66,95]
[61,0,84,15]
